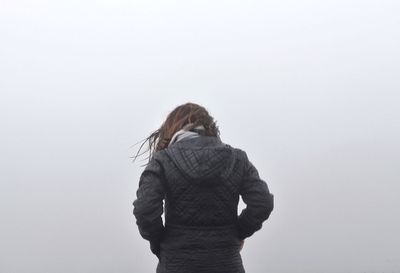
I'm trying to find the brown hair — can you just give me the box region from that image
[132,102,220,163]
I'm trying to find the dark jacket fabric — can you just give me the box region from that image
[133,135,274,273]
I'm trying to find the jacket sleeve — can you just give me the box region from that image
[237,152,274,240]
[133,155,165,258]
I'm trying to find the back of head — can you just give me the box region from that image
[133,102,220,162]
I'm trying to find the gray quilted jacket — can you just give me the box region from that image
[133,135,274,273]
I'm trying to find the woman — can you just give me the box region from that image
[132,102,274,273]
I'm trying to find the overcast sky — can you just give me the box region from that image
[1,0,399,273]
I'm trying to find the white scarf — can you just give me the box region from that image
[168,123,205,147]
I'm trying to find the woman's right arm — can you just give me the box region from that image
[237,152,274,240]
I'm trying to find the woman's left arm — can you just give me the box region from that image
[133,155,165,258]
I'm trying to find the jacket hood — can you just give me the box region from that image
[165,135,236,182]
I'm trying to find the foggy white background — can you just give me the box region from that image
[1,0,399,272]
